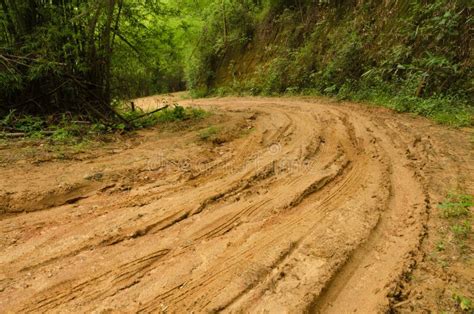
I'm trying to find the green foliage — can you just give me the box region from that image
[338,88,473,127]
[451,221,472,239]
[199,126,220,141]
[0,104,211,143]
[0,0,206,119]
[0,1,121,117]
[436,240,445,252]
[10,116,45,133]
[437,192,473,254]
[452,293,473,312]
[121,105,209,128]
[110,0,205,99]
[439,194,473,219]
[155,106,209,122]
[184,0,261,91]
[187,0,473,126]
[51,128,74,143]
[1,0,472,128]
[1,113,86,143]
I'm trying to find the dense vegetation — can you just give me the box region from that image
[189,0,473,126]
[1,0,472,126]
[1,1,121,118]
[0,0,203,121]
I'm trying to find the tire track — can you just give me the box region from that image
[0,96,468,313]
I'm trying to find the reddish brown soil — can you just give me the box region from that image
[0,96,472,313]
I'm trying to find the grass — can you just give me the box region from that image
[198,126,220,141]
[0,105,211,143]
[201,65,474,128]
[436,192,473,256]
[202,84,473,127]
[122,105,209,128]
[436,239,446,251]
[351,93,472,127]
[439,193,473,219]
[0,103,213,165]
[451,220,471,239]
[452,293,473,312]
[156,106,209,123]
[1,112,96,144]
[430,193,473,313]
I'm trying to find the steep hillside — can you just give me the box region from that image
[189,0,473,125]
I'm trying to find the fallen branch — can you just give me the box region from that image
[1,132,25,138]
[392,299,411,308]
[0,130,56,138]
[126,105,169,122]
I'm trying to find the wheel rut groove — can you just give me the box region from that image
[0,96,470,313]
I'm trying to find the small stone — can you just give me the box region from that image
[84,172,104,181]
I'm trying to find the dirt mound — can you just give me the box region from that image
[0,96,472,312]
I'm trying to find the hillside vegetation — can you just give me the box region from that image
[187,0,473,126]
[1,1,472,126]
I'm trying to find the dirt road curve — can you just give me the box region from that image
[0,96,472,313]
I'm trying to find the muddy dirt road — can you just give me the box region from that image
[0,96,472,313]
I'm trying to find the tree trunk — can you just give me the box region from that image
[102,0,116,106]
[222,0,227,46]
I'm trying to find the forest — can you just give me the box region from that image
[0,0,200,121]
[0,1,473,313]
[1,0,472,126]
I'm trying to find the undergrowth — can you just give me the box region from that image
[452,293,473,312]
[436,192,473,256]
[198,125,220,142]
[122,105,209,128]
[439,193,473,219]
[188,0,473,127]
[0,105,210,143]
[207,85,473,127]
[337,89,473,127]
[429,192,473,312]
